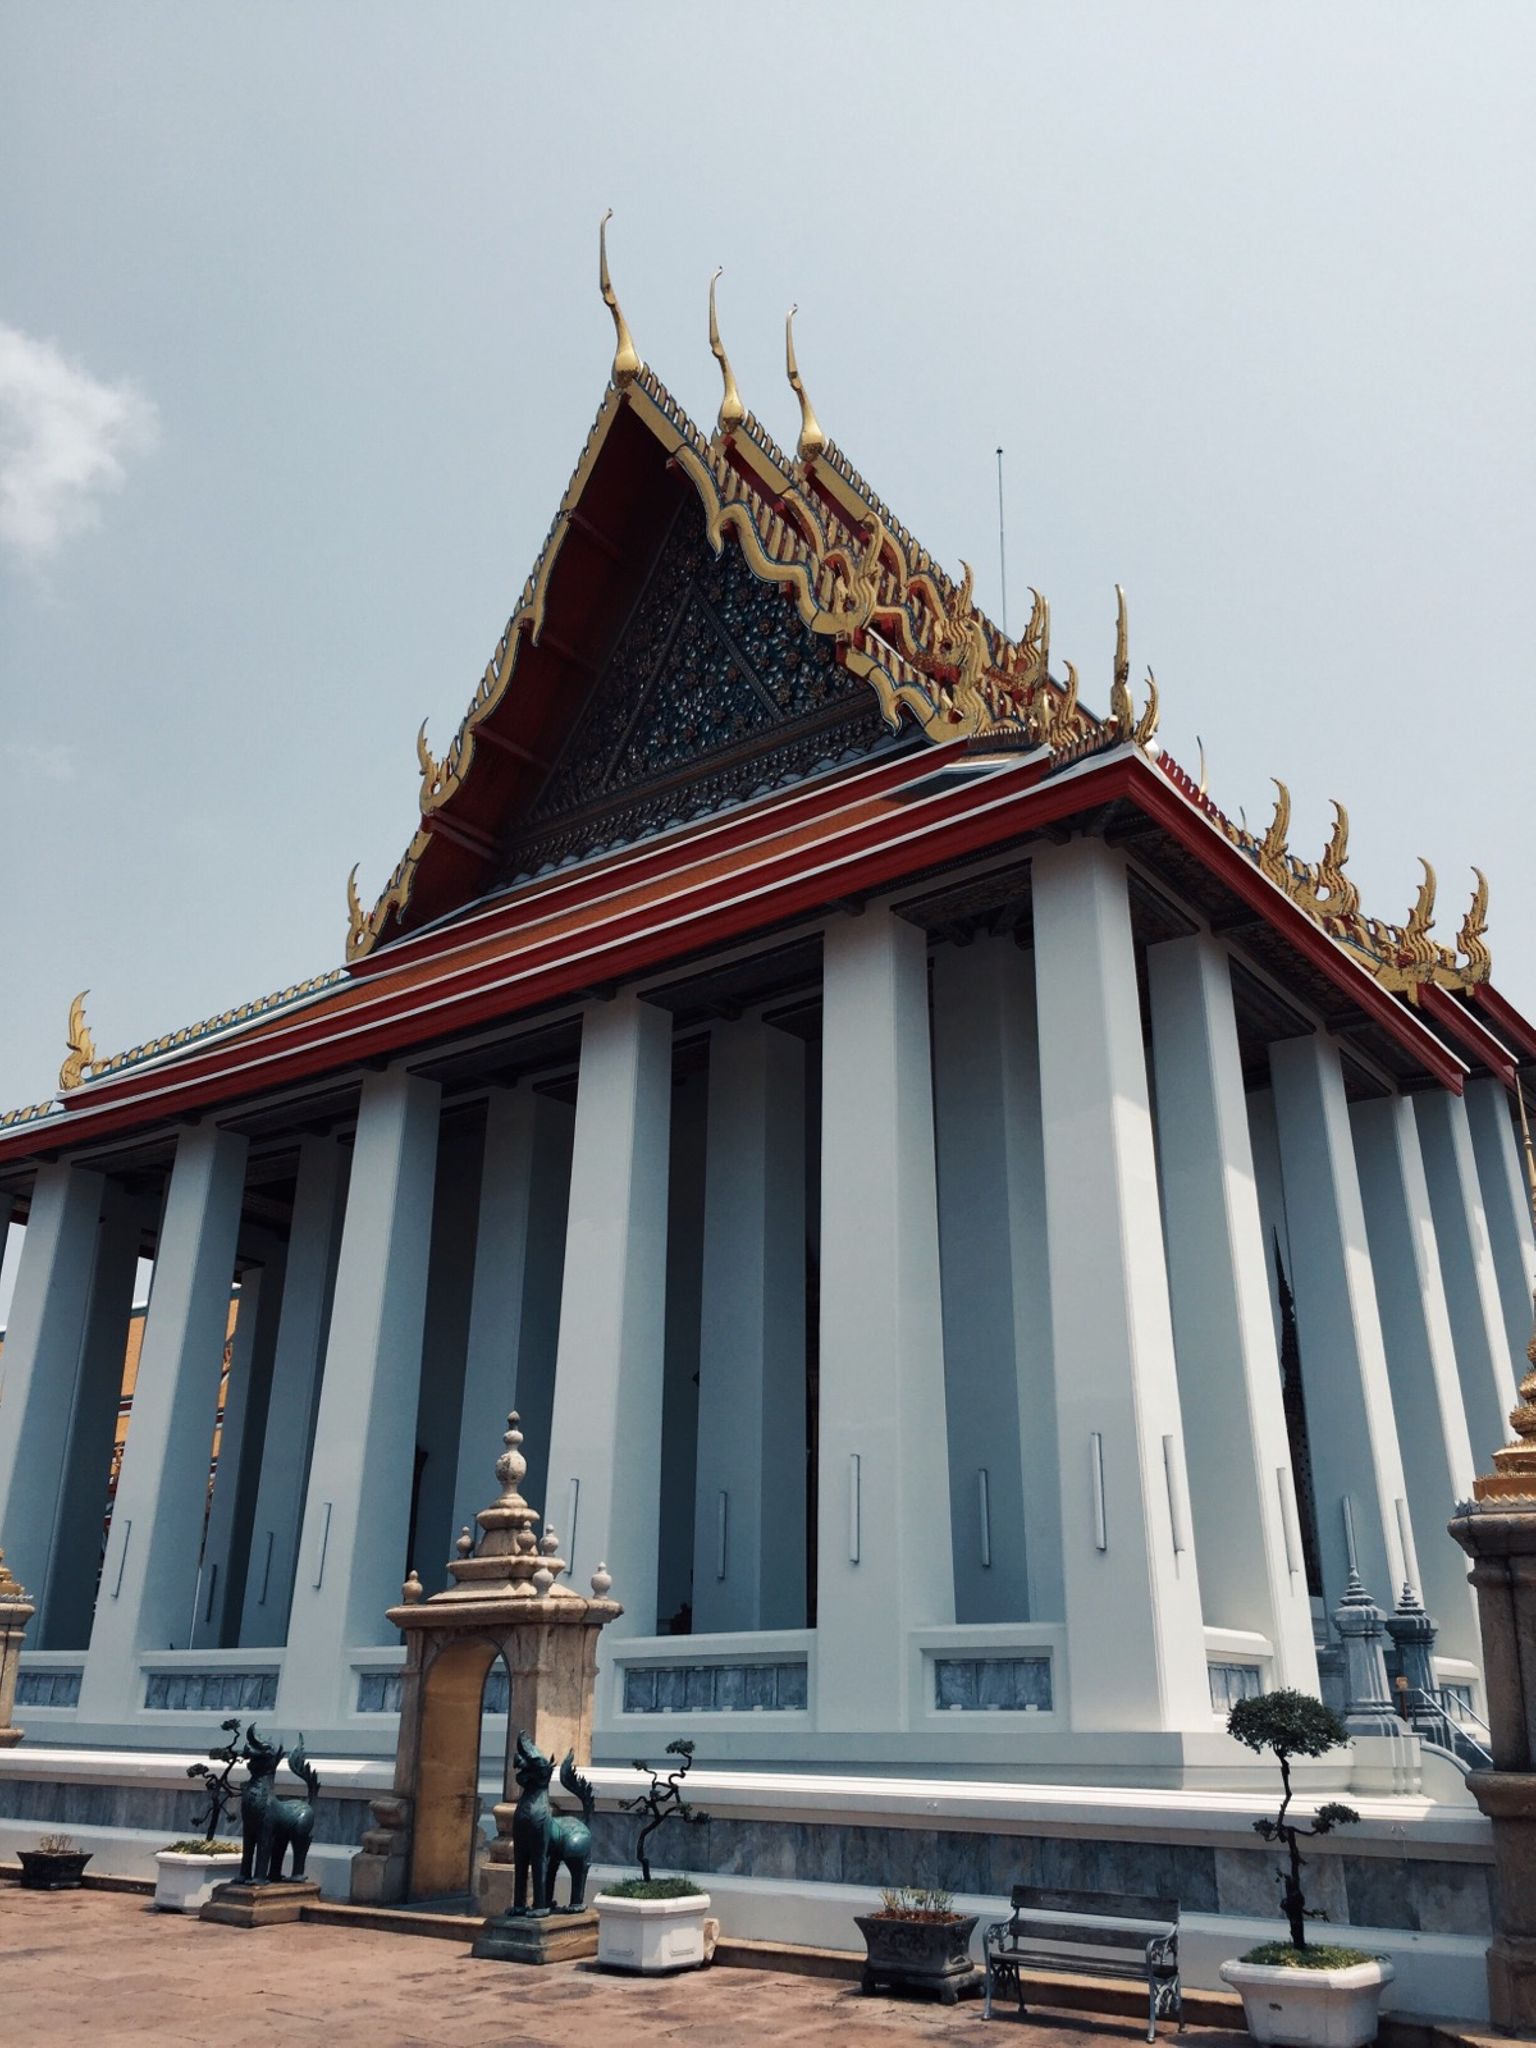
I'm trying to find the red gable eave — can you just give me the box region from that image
[1470,982,1536,1071]
[1419,985,1518,1089]
[2,747,1470,1171]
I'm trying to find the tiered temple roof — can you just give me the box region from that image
[4,221,1532,1157]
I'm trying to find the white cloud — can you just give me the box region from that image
[0,321,158,569]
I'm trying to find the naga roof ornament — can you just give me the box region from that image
[784,305,827,464]
[708,269,745,436]
[599,210,641,390]
[59,990,95,1092]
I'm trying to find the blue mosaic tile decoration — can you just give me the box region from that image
[16,1668,82,1707]
[1207,1662,1263,1713]
[933,1655,1053,1712]
[621,1660,809,1714]
[142,1670,277,1712]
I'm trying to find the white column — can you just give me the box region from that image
[40,1179,143,1647]
[1416,1089,1522,1467]
[277,1068,440,1730]
[544,995,672,1635]
[816,906,953,1728]
[451,1090,573,1540]
[1269,1034,1413,1609]
[1031,840,1209,1731]
[1351,1097,1481,1659]
[408,1121,483,1587]
[192,1253,286,1648]
[691,1019,807,1634]
[1148,934,1318,1689]
[931,937,1061,1624]
[1464,1075,1536,1371]
[0,1163,105,1602]
[239,1135,347,1646]
[79,1124,248,1721]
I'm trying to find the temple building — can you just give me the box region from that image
[1,242,1533,2011]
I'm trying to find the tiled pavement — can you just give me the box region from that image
[0,1887,1249,2048]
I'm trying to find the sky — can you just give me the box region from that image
[2,0,1533,1130]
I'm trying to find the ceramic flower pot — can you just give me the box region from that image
[855,1911,982,2005]
[153,1849,243,1913]
[593,1890,716,1972]
[17,1849,92,1891]
[1219,1955,1394,2048]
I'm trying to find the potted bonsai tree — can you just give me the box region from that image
[154,1718,244,1913]
[18,1834,92,1889]
[593,1739,715,1973]
[1219,1690,1393,2046]
[856,1884,981,2005]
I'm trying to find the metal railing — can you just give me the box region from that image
[1403,1686,1492,1770]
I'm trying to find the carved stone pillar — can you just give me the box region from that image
[1449,1330,1536,2033]
[0,1550,36,1746]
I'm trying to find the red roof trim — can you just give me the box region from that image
[1421,985,1517,1089]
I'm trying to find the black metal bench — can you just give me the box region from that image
[982,1885,1182,2039]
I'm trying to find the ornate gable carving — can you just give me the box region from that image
[501,498,892,879]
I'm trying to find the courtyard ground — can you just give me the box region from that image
[0,1886,1246,2048]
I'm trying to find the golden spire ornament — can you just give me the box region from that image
[59,990,95,1092]
[598,210,641,390]
[708,268,745,437]
[785,305,826,463]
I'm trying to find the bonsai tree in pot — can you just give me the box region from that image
[18,1833,92,1890]
[154,1718,244,1913]
[593,1739,715,1973]
[1219,1689,1393,2047]
[856,1884,982,2005]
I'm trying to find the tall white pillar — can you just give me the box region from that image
[544,995,672,1635]
[193,1253,286,1648]
[1464,1076,1536,1371]
[1416,1090,1522,1467]
[450,1090,573,1543]
[1269,1034,1413,1610]
[239,1135,347,1646]
[931,937,1061,1625]
[0,1163,105,1603]
[691,1019,807,1634]
[277,1068,440,1730]
[409,1120,484,1587]
[1031,840,1209,1732]
[79,1124,248,1721]
[1148,934,1318,1689]
[1351,1097,1481,1660]
[816,906,953,1728]
[38,1179,142,1647]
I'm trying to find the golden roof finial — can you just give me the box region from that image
[1257,778,1291,886]
[708,268,745,437]
[1109,586,1134,732]
[785,305,826,464]
[598,209,641,390]
[1457,866,1492,983]
[60,989,95,1092]
[1196,735,1209,798]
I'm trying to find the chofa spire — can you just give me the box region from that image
[784,304,826,463]
[708,268,745,436]
[599,210,641,390]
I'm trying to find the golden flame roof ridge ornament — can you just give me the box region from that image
[708,268,745,437]
[59,990,94,1092]
[599,210,641,390]
[785,305,826,464]
[1258,779,1292,888]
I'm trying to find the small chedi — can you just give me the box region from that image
[352,1408,620,1956]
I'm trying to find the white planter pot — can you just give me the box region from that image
[593,1891,716,1974]
[154,1851,244,1914]
[1219,1956,1394,2048]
